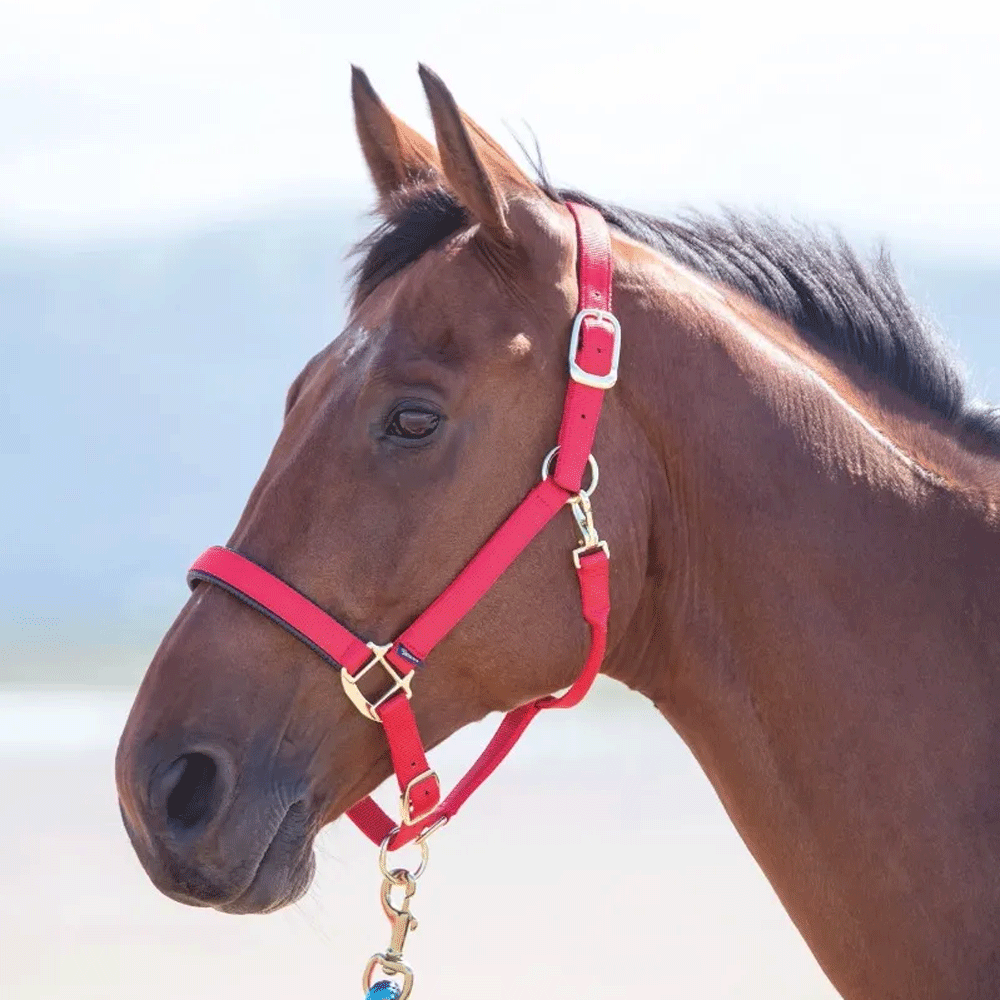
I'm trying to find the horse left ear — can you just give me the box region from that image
[352,66,441,201]
[418,64,537,243]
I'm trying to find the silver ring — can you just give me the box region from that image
[379,829,430,881]
[540,446,600,498]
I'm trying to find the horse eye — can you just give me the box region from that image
[387,409,441,440]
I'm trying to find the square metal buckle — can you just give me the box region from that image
[568,308,621,390]
[340,642,414,723]
[400,769,440,826]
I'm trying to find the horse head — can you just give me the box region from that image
[115,67,653,914]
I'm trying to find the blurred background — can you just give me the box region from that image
[1,1,996,997]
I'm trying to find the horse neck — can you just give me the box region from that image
[605,244,1000,999]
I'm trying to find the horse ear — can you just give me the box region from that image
[418,64,536,242]
[352,66,440,199]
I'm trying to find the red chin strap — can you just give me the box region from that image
[187,202,619,851]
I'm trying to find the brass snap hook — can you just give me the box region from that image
[363,834,432,999]
[381,870,418,956]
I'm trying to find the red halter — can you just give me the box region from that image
[187,202,619,852]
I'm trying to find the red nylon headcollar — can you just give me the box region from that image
[187,202,619,851]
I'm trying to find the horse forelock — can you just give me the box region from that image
[349,183,469,305]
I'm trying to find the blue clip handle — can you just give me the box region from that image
[365,981,402,1000]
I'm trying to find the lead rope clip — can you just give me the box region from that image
[362,835,431,1000]
[568,490,609,568]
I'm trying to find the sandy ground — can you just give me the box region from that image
[0,681,840,999]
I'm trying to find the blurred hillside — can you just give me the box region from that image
[1,201,997,684]
[2,202,368,674]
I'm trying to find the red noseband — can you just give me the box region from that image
[187,202,618,851]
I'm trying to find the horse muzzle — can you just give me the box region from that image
[116,737,316,914]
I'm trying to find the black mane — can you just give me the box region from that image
[352,185,1000,451]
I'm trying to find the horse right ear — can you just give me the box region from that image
[351,66,440,200]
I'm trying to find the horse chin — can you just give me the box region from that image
[217,851,316,915]
[216,808,317,915]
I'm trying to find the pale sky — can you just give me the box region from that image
[1,0,997,257]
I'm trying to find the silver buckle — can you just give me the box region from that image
[568,308,621,389]
[341,642,414,722]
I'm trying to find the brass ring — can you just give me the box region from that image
[540,446,600,498]
[379,829,430,882]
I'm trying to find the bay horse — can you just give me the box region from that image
[116,65,1000,1000]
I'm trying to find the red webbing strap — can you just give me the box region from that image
[376,692,440,824]
[355,547,611,850]
[553,201,615,493]
[188,547,371,674]
[183,476,575,843]
[540,549,611,709]
[346,794,397,844]
[396,477,569,662]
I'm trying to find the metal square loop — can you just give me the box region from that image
[341,642,414,723]
[568,308,621,389]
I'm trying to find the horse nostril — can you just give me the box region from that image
[161,753,220,831]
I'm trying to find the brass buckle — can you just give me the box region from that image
[401,769,440,826]
[341,642,414,722]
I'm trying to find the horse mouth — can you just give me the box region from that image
[216,803,317,915]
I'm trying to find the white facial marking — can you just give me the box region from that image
[338,326,370,365]
[508,333,532,357]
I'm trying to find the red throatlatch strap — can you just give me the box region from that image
[553,201,615,493]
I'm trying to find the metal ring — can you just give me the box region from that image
[379,829,430,882]
[540,446,600,499]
